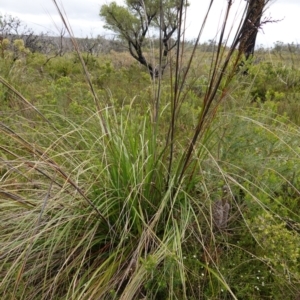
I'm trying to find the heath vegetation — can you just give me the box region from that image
[1,1,300,299]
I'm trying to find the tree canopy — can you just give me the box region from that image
[100,0,186,78]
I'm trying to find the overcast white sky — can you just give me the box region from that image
[1,0,299,47]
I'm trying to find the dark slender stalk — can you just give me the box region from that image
[177,0,250,183]
[166,0,185,188]
[52,0,108,135]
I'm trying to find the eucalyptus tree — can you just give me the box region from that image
[100,0,187,79]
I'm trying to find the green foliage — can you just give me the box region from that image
[100,0,182,38]
[46,54,81,78]
[252,213,300,276]
[100,2,141,38]
[249,61,300,102]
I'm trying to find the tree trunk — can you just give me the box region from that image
[239,0,265,60]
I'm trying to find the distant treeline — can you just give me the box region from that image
[1,13,300,56]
